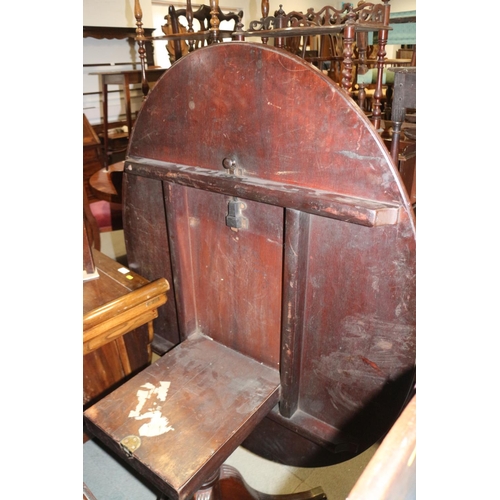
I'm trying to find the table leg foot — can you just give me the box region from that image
[216,464,328,500]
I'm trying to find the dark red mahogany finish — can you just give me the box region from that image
[84,41,415,500]
[123,41,415,467]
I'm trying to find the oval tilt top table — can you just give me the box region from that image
[84,41,416,500]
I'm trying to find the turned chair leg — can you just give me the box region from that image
[390,120,403,165]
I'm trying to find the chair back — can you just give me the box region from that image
[162,11,189,63]
[165,2,243,60]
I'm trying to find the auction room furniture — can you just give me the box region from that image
[84,114,124,235]
[84,35,416,500]
[84,25,159,166]
[237,0,392,131]
[89,160,125,204]
[84,187,101,252]
[83,25,157,67]
[83,245,169,409]
[387,67,416,164]
[385,67,416,207]
[134,0,237,75]
[166,0,243,61]
[84,113,106,204]
[383,133,415,208]
[354,54,412,117]
[91,67,168,166]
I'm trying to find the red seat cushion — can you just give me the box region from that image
[89,201,123,232]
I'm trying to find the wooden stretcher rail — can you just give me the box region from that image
[241,22,391,39]
[148,30,234,42]
[125,158,401,227]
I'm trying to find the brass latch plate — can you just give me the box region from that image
[120,435,141,457]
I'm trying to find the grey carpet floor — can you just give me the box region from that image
[83,436,380,500]
[84,438,162,500]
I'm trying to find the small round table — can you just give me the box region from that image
[89,161,124,204]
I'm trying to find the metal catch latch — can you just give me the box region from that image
[120,435,141,458]
[226,198,248,230]
[222,157,244,177]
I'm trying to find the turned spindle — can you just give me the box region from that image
[261,0,269,44]
[209,0,220,44]
[341,5,356,93]
[134,0,150,98]
[371,0,391,131]
[186,0,195,52]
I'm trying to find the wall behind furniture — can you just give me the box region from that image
[385,0,416,58]
[390,0,416,13]
[83,0,247,125]
[83,0,154,125]
[84,0,153,27]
